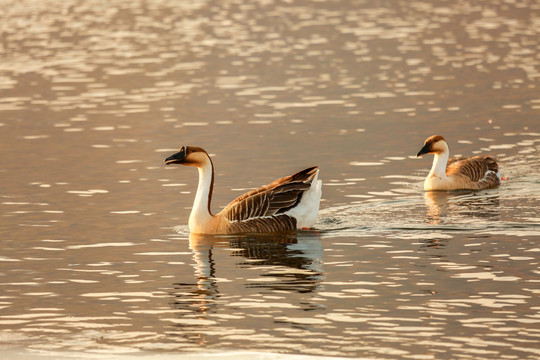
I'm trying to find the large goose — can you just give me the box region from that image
[416,135,501,191]
[165,146,322,234]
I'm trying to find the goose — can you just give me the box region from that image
[416,135,501,191]
[164,146,322,234]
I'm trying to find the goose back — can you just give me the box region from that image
[447,156,500,189]
[220,166,318,224]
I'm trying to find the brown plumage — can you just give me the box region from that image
[222,167,317,220]
[416,135,501,191]
[447,156,500,188]
[227,214,297,233]
[165,146,322,234]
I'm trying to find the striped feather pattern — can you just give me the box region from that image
[227,214,297,233]
[221,166,318,223]
[447,156,500,188]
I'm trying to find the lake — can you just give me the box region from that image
[0,0,539,359]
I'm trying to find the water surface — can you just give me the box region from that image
[1,0,539,359]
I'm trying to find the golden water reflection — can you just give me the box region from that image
[424,190,501,225]
[166,232,325,347]
[1,0,540,358]
[193,232,322,288]
[170,232,324,315]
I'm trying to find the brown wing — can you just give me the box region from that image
[227,214,297,233]
[447,156,500,186]
[219,166,318,223]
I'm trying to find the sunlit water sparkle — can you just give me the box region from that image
[1,0,539,359]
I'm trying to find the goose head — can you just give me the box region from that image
[165,146,210,167]
[416,135,448,157]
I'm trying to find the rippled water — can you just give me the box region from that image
[1,0,539,359]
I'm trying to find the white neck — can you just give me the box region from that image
[428,145,450,180]
[189,158,214,232]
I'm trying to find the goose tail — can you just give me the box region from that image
[284,167,322,229]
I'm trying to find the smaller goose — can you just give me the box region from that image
[416,135,501,191]
[165,146,322,234]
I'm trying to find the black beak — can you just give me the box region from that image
[416,143,431,157]
[165,147,187,165]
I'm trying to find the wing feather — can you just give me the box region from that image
[227,214,297,233]
[447,156,500,187]
[219,167,318,223]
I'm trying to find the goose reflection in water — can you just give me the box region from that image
[423,190,501,225]
[169,232,324,315]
